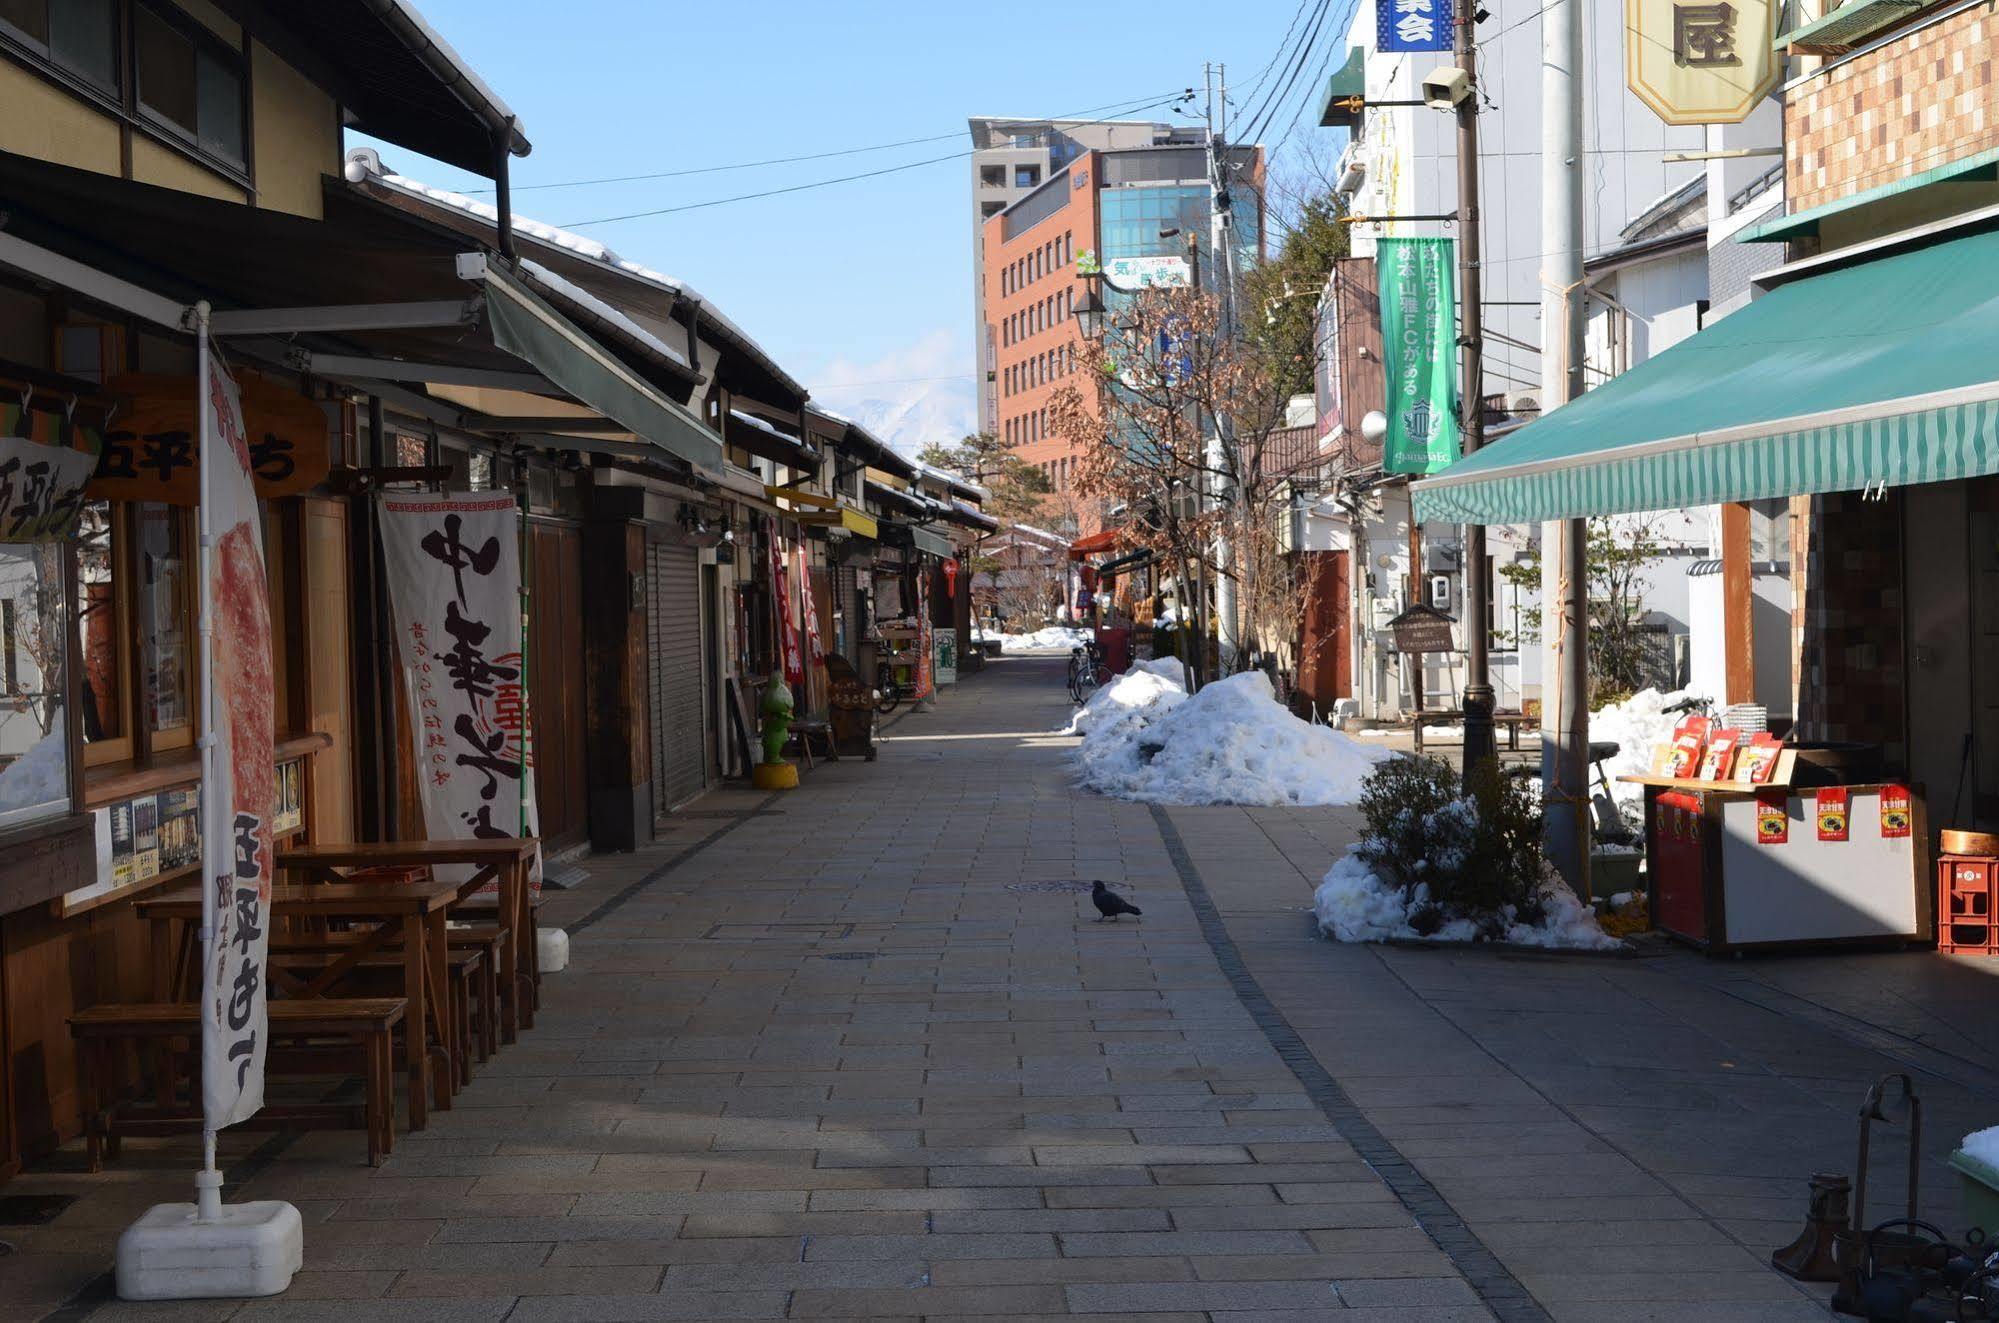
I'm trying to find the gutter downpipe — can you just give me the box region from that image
[494,119,518,261]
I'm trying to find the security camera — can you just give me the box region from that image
[1421,66,1473,110]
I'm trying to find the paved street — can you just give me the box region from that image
[13,656,1999,1321]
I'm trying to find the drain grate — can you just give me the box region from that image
[1006,880,1092,894]
[0,1193,76,1225]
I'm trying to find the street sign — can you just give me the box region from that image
[1388,604,1457,654]
[1102,255,1191,290]
[1378,0,1454,52]
[1624,0,1780,125]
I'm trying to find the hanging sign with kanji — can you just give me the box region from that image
[1880,785,1912,838]
[1376,238,1459,476]
[0,402,98,541]
[1754,790,1788,845]
[1625,0,1780,125]
[770,528,804,687]
[197,329,276,1130]
[1814,786,1850,843]
[91,372,332,505]
[1378,0,1453,52]
[379,492,541,894]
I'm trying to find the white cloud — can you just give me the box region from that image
[809,327,977,457]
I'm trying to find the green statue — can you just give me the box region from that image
[759,673,794,765]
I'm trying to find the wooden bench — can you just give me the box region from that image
[70,998,406,1169]
[1413,710,1540,754]
[270,946,490,1099]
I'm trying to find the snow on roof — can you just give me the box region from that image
[726,407,805,444]
[912,458,990,500]
[387,0,527,153]
[362,164,801,395]
[1001,523,1068,547]
[517,259,689,370]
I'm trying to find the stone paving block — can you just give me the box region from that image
[1068,1280,1345,1312]
[388,1266,664,1297]
[502,1291,791,1321]
[663,1261,932,1290]
[231,1304,517,1322]
[803,1232,1057,1260]
[1061,1229,1318,1257]
[677,1210,927,1237]
[1044,1183,1281,1209]
[543,1237,800,1267]
[928,1255,1200,1285]
[786,1285,1067,1318]
[929,1207,1171,1233]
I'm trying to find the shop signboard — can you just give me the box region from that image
[1376,237,1459,476]
[1387,603,1456,654]
[197,328,276,1130]
[91,372,332,505]
[771,531,804,687]
[1102,255,1191,290]
[379,491,541,893]
[1624,0,1779,125]
[935,631,957,686]
[0,402,99,540]
[1378,0,1453,52]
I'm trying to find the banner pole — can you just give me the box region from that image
[192,301,222,1222]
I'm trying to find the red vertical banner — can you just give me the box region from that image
[770,527,803,686]
[915,565,934,702]
[198,328,275,1130]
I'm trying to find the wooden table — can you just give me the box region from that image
[134,877,461,1130]
[277,839,539,1041]
[1412,710,1538,754]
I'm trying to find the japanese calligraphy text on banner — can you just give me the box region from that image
[1378,0,1453,53]
[380,492,541,892]
[1624,0,1778,125]
[770,527,804,687]
[91,372,332,505]
[197,332,276,1131]
[0,402,99,541]
[1375,237,1460,476]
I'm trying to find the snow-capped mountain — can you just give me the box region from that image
[838,377,976,459]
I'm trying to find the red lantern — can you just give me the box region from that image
[942,558,959,596]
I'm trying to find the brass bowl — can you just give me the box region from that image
[1941,829,1999,857]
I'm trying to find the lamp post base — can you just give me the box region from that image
[1462,682,1498,784]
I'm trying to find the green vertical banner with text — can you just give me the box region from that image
[1377,236,1459,476]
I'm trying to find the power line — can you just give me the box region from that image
[470,90,1192,196]
[559,94,1192,229]
[1242,0,1338,147]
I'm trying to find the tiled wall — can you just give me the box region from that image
[1787,5,1999,214]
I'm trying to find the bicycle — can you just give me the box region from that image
[874,659,904,715]
[1067,640,1109,705]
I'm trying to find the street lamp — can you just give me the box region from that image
[1072,284,1107,341]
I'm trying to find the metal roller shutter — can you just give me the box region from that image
[647,542,706,815]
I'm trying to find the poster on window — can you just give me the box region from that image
[1378,0,1453,52]
[197,329,276,1131]
[379,492,540,894]
[1376,237,1460,476]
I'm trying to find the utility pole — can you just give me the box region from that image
[1454,0,1496,782]
[1539,0,1591,892]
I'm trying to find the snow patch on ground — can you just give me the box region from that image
[1002,626,1093,654]
[1312,850,1622,951]
[1072,670,1395,806]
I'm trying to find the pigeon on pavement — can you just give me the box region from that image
[1091,880,1143,921]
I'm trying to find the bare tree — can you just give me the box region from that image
[1048,284,1311,688]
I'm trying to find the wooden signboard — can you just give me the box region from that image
[1387,604,1456,654]
[90,372,332,504]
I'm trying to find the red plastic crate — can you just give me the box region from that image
[1938,855,1999,954]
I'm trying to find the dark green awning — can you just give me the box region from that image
[480,262,724,477]
[1740,146,1999,243]
[1413,226,1999,524]
[1316,48,1367,129]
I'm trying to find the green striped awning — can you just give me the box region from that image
[1412,226,1999,525]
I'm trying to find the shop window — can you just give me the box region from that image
[134,2,245,172]
[0,543,73,828]
[134,502,192,742]
[0,0,118,96]
[74,500,125,754]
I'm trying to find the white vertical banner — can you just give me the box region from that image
[378,493,540,892]
[198,327,276,1130]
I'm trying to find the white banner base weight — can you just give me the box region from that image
[537,927,570,974]
[116,1195,302,1300]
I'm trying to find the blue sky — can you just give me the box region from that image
[375,0,1325,443]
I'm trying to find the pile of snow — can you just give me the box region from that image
[1064,657,1187,738]
[1963,1125,1999,1169]
[0,720,67,817]
[1002,626,1093,654]
[1072,669,1395,806]
[1591,687,1702,807]
[1313,850,1622,950]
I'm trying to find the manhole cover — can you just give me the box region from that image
[814,952,877,961]
[0,1193,76,1225]
[1006,880,1092,894]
